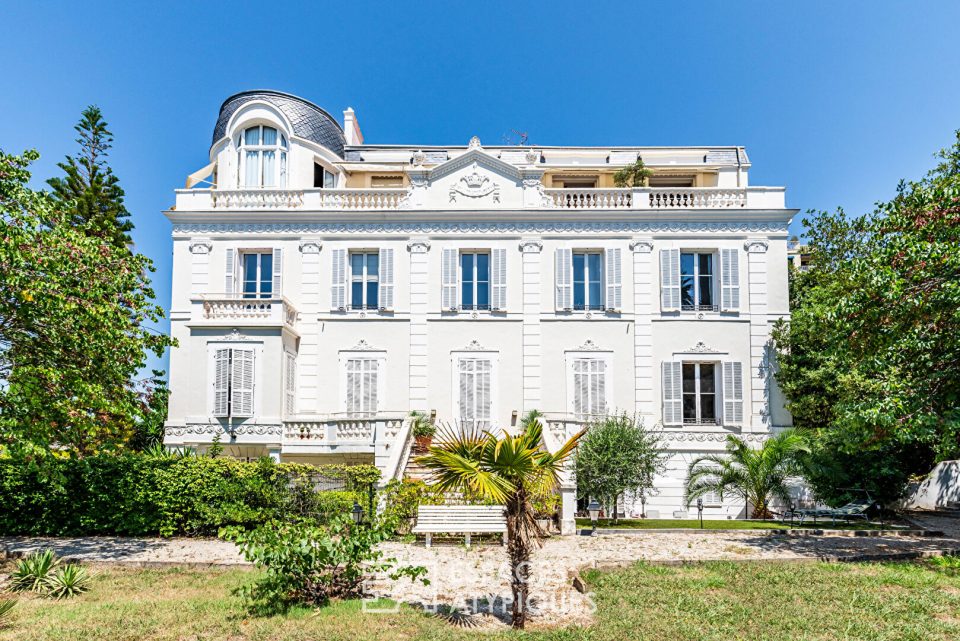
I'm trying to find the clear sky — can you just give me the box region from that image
[2,1,959,375]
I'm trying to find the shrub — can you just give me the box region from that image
[223,517,428,615]
[46,564,91,599]
[9,550,59,593]
[380,479,444,533]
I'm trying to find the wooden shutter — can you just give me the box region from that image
[364,359,378,414]
[555,248,572,311]
[271,248,282,297]
[231,348,255,417]
[458,359,472,422]
[441,248,458,310]
[720,248,740,311]
[213,348,230,417]
[331,248,347,310]
[722,361,744,425]
[491,248,507,311]
[224,248,235,294]
[660,248,680,311]
[661,361,683,425]
[345,359,359,414]
[378,248,394,310]
[284,353,296,416]
[593,359,607,416]
[605,247,622,311]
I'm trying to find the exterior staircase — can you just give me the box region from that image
[401,449,431,482]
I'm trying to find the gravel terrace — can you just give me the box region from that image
[3,530,959,627]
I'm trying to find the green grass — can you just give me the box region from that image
[2,559,959,640]
[575,518,901,531]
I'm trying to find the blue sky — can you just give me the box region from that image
[2,1,959,375]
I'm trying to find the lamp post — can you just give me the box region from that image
[587,499,601,535]
[351,501,364,526]
[697,498,704,529]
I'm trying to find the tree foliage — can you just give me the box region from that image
[0,149,172,457]
[613,158,653,188]
[772,131,960,501]
[574,413,666,520]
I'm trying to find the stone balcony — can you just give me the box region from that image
[190,294,298,330]
[282,414,405,455]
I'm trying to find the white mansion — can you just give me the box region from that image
[164,90,795,531]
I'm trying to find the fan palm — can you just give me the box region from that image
[685,430,810,519]
[416,411,583,629]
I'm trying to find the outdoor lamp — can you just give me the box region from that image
[351,501,364,525]
[696,498,704,529]
[587,499,601,533]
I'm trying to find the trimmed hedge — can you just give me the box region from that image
[0,455,380,537]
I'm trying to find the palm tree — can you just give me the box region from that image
[416,411,583,629]
[685,430,810,519]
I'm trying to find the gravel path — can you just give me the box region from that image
[3,530,958,627]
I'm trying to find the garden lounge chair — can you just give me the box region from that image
[789,497,873,527]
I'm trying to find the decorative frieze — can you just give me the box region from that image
[744,239,770,253]
[188,238,213,254]
[629,239,655,253]
[407,239,431,253]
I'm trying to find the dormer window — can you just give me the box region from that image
[238,125,287,188]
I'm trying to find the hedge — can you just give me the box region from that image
[0,454,380,537]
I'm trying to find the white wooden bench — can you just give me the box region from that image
[411,505,507,547]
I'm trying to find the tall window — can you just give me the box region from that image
[242,252,273,299]
[345,358,379,415]
[682,362,717,425]
[573,252,603,310]
[458,358,492,427]
[680,252,715,311]
[460,252,490,310]
[239,125,287,188]
[350,252,379,310]
[572,358,607,420]
[212,348,255,418]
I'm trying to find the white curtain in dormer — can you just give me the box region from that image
[262,151,276,187]
[244,151,258,187]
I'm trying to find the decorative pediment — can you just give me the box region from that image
[427,142,523,183]
[349,339,378,351]
[576,339,601,351]
[449,162,501,203]
[463,339,485,351]
[687,341,720,354]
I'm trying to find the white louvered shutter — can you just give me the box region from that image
[224,248,235,294]
[231,348,255,417]
[284,353,296,416]
[661,361,683,425]
[491,248,507,311]
[378,248,394,310]
[364,359,378,414]
[272,248,282,297]
[213,348,230,417]
[458,359,473,423]
[660,248,680,311]
[331,248,347,311]
[555,248,573,311]
[722,361,744,425]
[605,247,622,311]
[594,359,607,416]
[345,359,359,414]
[478,359,491,424]
[441,248,458,310]
[720,248,740,312]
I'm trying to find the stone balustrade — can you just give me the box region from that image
[282,415,405,445]
[197,295,298,328]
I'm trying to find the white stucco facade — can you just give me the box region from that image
[164,90,796,531]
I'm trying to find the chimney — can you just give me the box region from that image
[343,107,363,145]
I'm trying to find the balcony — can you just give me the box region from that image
[176,188,408,211]
[282,414,405,453]
[192,294,298,329]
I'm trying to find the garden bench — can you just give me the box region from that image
[412,505,507,547]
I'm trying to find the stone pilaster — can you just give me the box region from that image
[631,238,656,420]
[745,239,770,431]
[520,238,543,411]
[407,239,431,410]
[297,239,322,413]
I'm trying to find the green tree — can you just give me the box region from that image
[47,106,133,248]
[685,431,810,519]
[574,413,666,523]
[772,131,960,501]
[613,157,653,187]
[416,412,583,629]
[129,370,170,451]
[0,150,172,457]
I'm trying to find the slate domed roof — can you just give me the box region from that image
[212,90,346,157]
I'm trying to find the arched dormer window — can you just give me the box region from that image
[238,125,288,188]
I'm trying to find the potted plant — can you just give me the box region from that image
[409,411,435,451]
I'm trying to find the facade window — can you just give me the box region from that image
[680,252,715,311]
[371,175,404,188]
[350,252,379,310]
[212,347,255,418]
[457,358,492,427]
[345,358,379,416]
[572,358,607,420]
[682,362,717,425]
[242,252,273,299]
[314,164,336,188]
[573,252,603,310]
[460,252,490,310]
[238,125,287,188]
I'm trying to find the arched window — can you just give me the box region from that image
[238,125,287,188]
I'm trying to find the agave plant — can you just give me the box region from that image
[9,550,59,593]
[0,598,16,628]
[46,564,91,599]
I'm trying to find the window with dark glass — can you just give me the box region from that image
[573,252,603,310]
[350,252,379,310]
[682,362,717,425]
[242,252,273,299]
[680,252,715,311]
[460,252,490,310]
[313,163,335,188]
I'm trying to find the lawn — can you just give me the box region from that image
[574,518,900,531]
[2,558,959,640]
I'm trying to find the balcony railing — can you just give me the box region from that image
[283,414,405,445]
[196,294,298,328]
[548,188,633,209]
[546,187,748,210]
